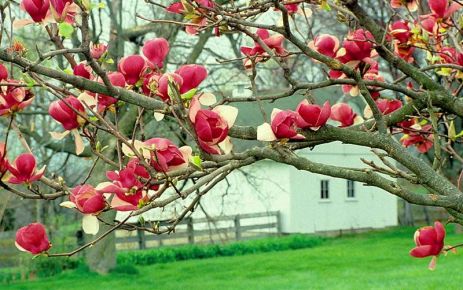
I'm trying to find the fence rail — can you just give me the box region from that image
[115,211,281,250]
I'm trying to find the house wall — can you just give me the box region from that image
[288,142,398,234]
[120,142,397,234]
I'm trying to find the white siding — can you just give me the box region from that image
[119,142,397,233]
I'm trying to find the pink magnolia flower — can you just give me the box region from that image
[410,221,446,269]
[15,223,51,255]
[166,0,215,35]
[70,185,106,215]
[330,103,358,127]
[157,72,183,102]
[420,0,461,33]
[73,62,92,80]
[0,142,8,174]
[376,99,403,115]
[141,72,161,96]
[143,38,170,69]
[308,34,340,58]
[98,159,153,211]
[397,118,418,134]
[144,138,190,172]
[21,0,50,23]
[274,2,299,14]
[96,72,126,110]
[49,96,86,130]
[157,65,207,101]
[271,109,304,140]
[364,98,402,119]
[296,100,331,130]
[175,64,208,94]
[428,0,461,19]
[189,95,238,154]
[400,124,433,153]
[90,43,108,60]
[118,55,147,86]
[194,110,228,153]
[284,3,299,14]
[337,29,375,63]
[49,0,75,23]
[0,81,35,116]
[389,22,415,63]
[7,153,45,184]
[0,63,8,81]
[241,29,287,67]
[389,20,412,44]
[390,0,418,11]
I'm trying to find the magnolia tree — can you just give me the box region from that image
[2,0,463,272]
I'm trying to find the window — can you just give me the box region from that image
[347,180,355,198]
[320,180,330,199]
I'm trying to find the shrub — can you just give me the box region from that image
[29,256,80,278]
[117,234,324,266]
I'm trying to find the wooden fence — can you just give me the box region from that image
[115,211,281,250]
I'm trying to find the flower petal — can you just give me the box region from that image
[82,214,99,235]
[213,105,238,128]
[257,123,277,141]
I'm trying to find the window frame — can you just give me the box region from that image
[347,180,356,199]
[320,179,330,200]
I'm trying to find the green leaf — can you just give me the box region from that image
[320,1,331,11]
[190,155,203,170]
[58,22,74,39]
[455,130,463,139]
[21,73,36,88]
[181,88,198,100]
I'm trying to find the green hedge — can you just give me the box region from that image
[118,235,325,266]
[0,235,324,283]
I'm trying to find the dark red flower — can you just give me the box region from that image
[0,81,35,116]
[70,185,106,214]
[21,0,50,23]
[118,55,147,86]
[7,153,45,184]
[49,96,86,130]
[0,63,8,81]
[410,221,446,269]
[15,223,51,255]
[73,63,92,80]
[143,38,170,69]
[271,110,304,140]
[175,64,208,94]
[144,138,188,172]
[96,72,126,110]
[90,43,107,60]
[330,103,358,127]
[0,142,8,174]
[296,100,331,130]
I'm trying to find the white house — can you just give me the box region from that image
[188,142,398,234]
[118,141,397,236]
[117,89,398,236]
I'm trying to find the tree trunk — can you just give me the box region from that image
[85,210,117,274]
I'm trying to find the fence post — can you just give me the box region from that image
[276,211,282,236]
[137,229,146,249]
[187,217,194,244]
[234,215,241,240]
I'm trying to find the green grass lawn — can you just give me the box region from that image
[6,227,463,290]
